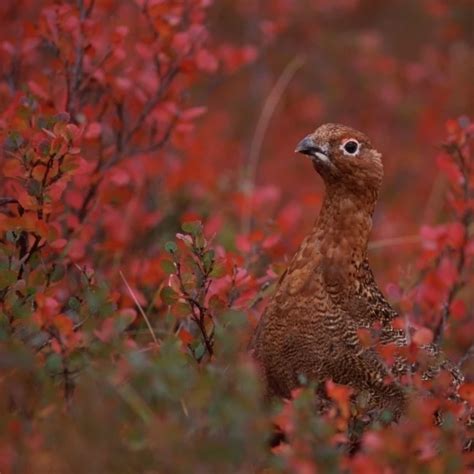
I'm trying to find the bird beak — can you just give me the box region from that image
[295,135,317,155]
[295,135,330,163]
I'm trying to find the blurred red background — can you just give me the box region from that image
[196,0,472,283]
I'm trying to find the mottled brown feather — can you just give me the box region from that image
[251,124,465,420]
[250,123,406,417]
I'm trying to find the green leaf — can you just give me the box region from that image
[60,155,80,173]
[380,409,394,423]
[68,296,81,311]
[202,249,214,272]
[193,342,205,360]
[160,286,179,305]
[181,220,202,236]
[0,313,9,341]
[160,259,176,275]
[164,241,177,254]
[11,298,32,319]
[50,264,65,282]
[45,353,63,373]
[221,310,247,328]
[194,233,206,250]
[171,302,190,317]
[39,140,50,156]
[210,262,226,278]
[4,132,24,152]
[85,287,111,316]
[0,269,17,290]
[27,179,42,197]
[209,295,226,314]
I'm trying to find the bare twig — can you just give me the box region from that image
[433,235,469,345]
[77,48,112,94]
[124,66,180,146]
[18,234,44,280]
[458,343,474,368]
[65,0,87,118]
[0,197,19,206]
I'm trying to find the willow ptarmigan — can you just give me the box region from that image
[251,123,409,419]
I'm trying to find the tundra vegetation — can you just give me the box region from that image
[0,1,472,472]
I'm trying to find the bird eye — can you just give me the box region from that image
[343,140,359,155]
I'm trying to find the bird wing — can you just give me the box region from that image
[351,259,463,387]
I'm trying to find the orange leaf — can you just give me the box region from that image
[326,380,353,419]
[178,328,193,345]
[357,327,374,347]
[54,314,74,336]
[392,316,406,330]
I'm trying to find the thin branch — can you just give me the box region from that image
[0,197,19,206]
[65,0,87,118]
[458,343,474,368]
[124,66,179,145]
[175,260,214,358]
[434,142,472,345]
[77,48,112,94]
[18,234,44,280]
[433,238,468,345]
[85,0,96,19]
[44,327,75,407]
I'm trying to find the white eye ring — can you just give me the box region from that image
[340,138,361,156]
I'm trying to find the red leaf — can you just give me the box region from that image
[196,49,218,73]
[181,106,207,121]
[50,238,67,250]
[84,122,102,140]
[17,190,37,210]
[450,299,466,320]
[392,316,406,330]
[172,32,191,55]
[262,234,280,250]
[459,383,474,404]
[436,153,462,185]
[326,380,353,418]
[413,327,433,346]
[357,327,374,347]
[109,168,130,186]
[277,202,302,232]
[28,80,48,99]
[446,222,465,249]
[3,159,23,178]
[94,317,116,343]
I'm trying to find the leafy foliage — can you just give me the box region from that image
[0,0,472,472]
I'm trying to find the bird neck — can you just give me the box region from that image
[313,184,377,266]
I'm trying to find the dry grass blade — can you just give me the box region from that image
[241,55,306,235]
[368,234,420,250]
[120,270,159,347]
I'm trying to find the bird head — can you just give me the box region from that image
[295,123,383,195]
